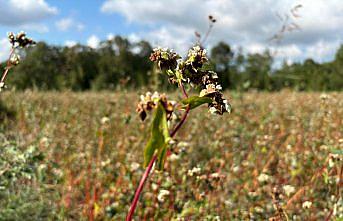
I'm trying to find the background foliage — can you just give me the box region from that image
[2,36,343,91]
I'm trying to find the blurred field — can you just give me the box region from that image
[0,91,342,220]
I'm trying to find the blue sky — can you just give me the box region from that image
[1,0,343,65]
[0,0,141,45]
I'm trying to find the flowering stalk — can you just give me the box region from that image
[0,31,35,91]
[0,48,14,86]
[127,45,230,220]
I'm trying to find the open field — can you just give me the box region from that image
[0,91,342,220]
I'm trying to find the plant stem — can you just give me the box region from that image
[0,48,14,85]
[126,154,157,221]
[126,83,189,221]
[179,80,188,98]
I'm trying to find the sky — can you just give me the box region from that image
[0,0,342,66]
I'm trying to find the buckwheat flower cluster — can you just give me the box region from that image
[136,91,175,121]
[9,54,20,66]
[1,31,35,91]
[182,46,230,115]
[8,31,36,48]
[149,47,180,71]
[150,45,231,115]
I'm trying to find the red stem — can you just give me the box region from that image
[126,154,157,221]
[126,83,189,221]
[179,80,188,98]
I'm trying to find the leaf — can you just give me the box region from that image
[156,145,168,170]
[143,102,170,168]
[181,96,212,110]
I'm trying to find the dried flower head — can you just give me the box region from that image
[149,47,180,71]
[150,45,231,115]
[9,54,20,66]
[209,15,217,23]
[8,31,36,48]
[136,91,175,121]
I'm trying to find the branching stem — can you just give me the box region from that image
[126,83,189,221]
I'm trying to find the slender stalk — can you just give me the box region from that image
[0,48,14,85]
[126,154,157,221]
[179,80,188,98]
[126,83,189,221]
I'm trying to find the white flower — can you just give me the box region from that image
[157,189,170,202]
[254,206,264,213]
[257,173,270,183]
[211,72,218,79]
[210,172,220,179]
[216,84,222,90]
[302,201,312,209]
[151,183,158,191]
[10,54,20,65]
[209,107,217,115]
[206,83,215,90]
[40,137,49,146]
[168,153,180,162]
[101,117,110,124]
[130,162,140,171]
[151,91,160,100]
[140,94,145,102]
[320,93,329,100]
[223,99,231,113]
[0,82,5,91]
[232,165,240,172]
[224,200,233,206]
[187,167,201,176]
[177,141,189,148]
[283,185,295,196]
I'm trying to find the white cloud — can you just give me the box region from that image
[246,43,266,54]
[0,0,57,26]
[305,40,340,62]
[0,38,11,62]
[128,33,141,44]
[101,0,343,62]
[56,18,84,32]
[87,35,100,49]
[19,23,49,33]
[107,33,114,40]
[65,40,77,48]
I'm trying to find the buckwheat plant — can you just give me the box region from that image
[0,31,35,91]
[127,46,231,220]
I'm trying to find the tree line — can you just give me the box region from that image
[2,36,343,91]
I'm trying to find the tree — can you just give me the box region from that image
[244,51,273,90]
[8,42,64,90]
[210,42,235,89]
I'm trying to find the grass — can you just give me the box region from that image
[0,90,342,220]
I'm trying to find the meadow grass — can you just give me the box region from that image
[1,91,342,220]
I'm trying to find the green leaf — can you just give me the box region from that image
[156,145,168,170]
[181,96,212,110]
[175,70,183,81]
[143,102,170,169]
